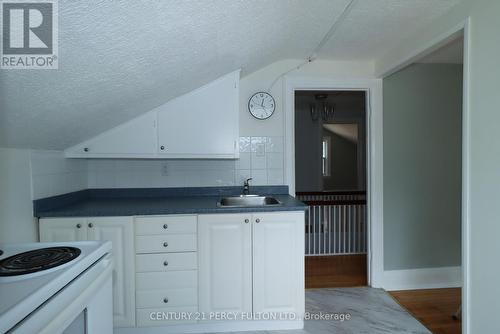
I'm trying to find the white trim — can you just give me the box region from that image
[461,17,471,334]
[378,17,471,334]
[115,320,303,334]
[383,266,462,291]
[283,76,384,287]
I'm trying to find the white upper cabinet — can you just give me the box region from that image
[65,70,240,159]
[65,112,158,158]
[157,70,239,158]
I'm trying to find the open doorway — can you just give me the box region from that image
[294,90,368,288]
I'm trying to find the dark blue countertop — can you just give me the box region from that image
[34,186,307,218]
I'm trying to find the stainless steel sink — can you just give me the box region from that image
[218,195,281,207]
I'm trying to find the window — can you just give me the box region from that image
[322,136,331,177]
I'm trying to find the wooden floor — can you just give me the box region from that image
[389,288,461,334]
[305,254,367,288]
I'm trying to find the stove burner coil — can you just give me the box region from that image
[0,247,81,276]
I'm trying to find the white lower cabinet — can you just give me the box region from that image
[39,217,136,328]
[39,218,87,241]
[134,215,199,328]
[252,213,305,315]
[198,211,305,321]
[198,214,253,316]
[40,211,305,332]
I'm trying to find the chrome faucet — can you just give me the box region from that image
[243,178,252,195]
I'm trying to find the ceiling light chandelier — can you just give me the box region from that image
[310,93,335,122]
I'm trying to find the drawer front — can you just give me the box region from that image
[136,288,197,308]
[135,234,197,253]
[135,216,197,235]
[137,306,198,327]
[136,271,197,290]
[136,253,197,272]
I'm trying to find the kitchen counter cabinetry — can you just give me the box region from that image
[39,210,305,333]
[198,212,304,320]
[39,217,136,328]
[134,215,199,327]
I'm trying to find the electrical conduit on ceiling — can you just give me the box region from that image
[267,0,358,92]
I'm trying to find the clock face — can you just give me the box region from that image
[248,92,275,120]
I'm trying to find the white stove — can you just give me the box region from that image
[0,241,113,334]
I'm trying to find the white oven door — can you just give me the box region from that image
[12,254,113,334]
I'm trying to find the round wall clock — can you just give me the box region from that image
[248,92,275,120]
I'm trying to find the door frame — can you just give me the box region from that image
[377,18,471,334]
[283,76,384,287]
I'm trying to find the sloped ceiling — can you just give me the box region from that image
[0,0,461,150]
[417,35,464,64]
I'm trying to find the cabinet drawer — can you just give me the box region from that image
[136,288,197,308]
[135,216,197,235]
[137,306,198,327]
[136,253,197,272]
[136,271,197,290]
[135,234,197,253]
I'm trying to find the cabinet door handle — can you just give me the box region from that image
[163,297,169,304]
[160,145,165,151]
[163,242,168,248]
[244,219,249,224]
[255,218,261,223]
[88,223,93,228]
[83,147,89,152]
[163,260,168,266]
[76,223,82,228]
[163,223,168,229]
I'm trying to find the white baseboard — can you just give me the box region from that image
[115,320,303,334]
[382,266,462,291]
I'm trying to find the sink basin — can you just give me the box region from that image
[218,195,281,207]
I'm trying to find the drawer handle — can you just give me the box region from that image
[163,260,168,266]
[163,297,169,304]
[163,223,168,229]
[255,218,260,223]
[163,242,168,248]
[244,219,249,224]
[88,222,93,228]
[76,223,82,228]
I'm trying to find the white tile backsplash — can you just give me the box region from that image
[235,152,251,170]
[251,152,267,169]
[30,150,88,199]
[266,136,284,153]
[239,137,251,153]
[251,169,268,185]
[266,152,284,169]
[267,168,284,185]
[30,136,285,197]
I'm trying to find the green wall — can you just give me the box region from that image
[383,63,462,270]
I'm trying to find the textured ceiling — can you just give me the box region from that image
[0,0,461,149]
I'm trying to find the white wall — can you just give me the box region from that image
[239,59,374,137]
[376,0,500,332]
[0,149,88,243]
[0,148,37,243]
